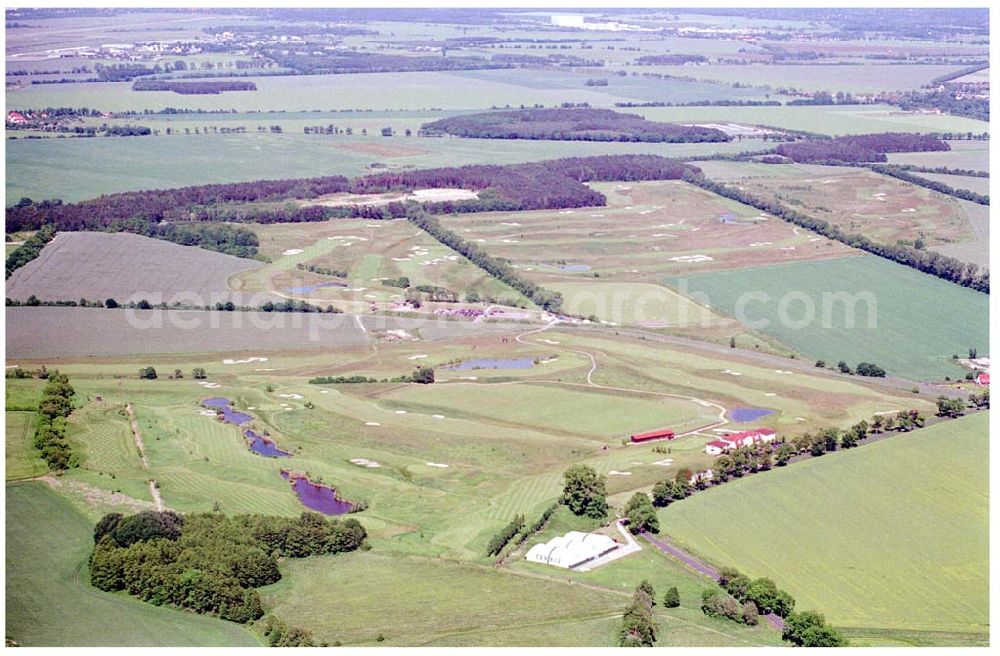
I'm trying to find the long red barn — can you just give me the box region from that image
[630,428,675,443]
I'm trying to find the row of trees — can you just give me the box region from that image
[420,108,730,143]
[485,515,524,556]
[718,567,794,617]
[89,510,367,623]
[8,295,339,315]
[869,164,989,205]
[685,170,989,293]
[5,223,56,278]
[408,209,564,313]
[32,370,76,470]
[307,367,434,385]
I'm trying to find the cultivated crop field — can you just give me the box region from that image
[886,140,990,172]
[672,255,989,380]
[694,162,975,257]
[658,413,988,638]
[631,62,969,94]
[6,232,266,304]
[5,131,753,204]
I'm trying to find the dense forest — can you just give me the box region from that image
[131,80,258,94]
[259,49,507,75]
[89,510,367,624]
[420,108,730,143]
[7,155,697,235]
[775,133,949,164]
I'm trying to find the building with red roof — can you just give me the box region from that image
[630,428,675,443]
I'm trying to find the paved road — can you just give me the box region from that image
[640,531,785,631]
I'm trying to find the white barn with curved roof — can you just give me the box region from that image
[525,531,619,569]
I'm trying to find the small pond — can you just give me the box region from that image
[285,281,348,294]
[542,263,591,272]
[203,397,292,458]
[443,357,536,370]
[729,407,776,423]
[280,470,353,515]
[245,429,292,458]
[202,397,253,425]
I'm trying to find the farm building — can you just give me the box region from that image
[630,428,675,443]
[525,531,620,569]
[704,428,777,455]
[689,469,713,485]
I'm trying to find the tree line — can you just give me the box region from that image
[308,367,434,385]
[419,108,730,143]
[684,170,989,293]
[5,223,56,278]
[32,370,76,470]
[89,510,366,624]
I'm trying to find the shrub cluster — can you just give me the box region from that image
[90,511,366,623]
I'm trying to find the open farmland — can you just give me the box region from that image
[6,232,267,305]
[910,172,991,196]
[886,140,990,172]
[671,255,989,380]
[5,482,260,647]
[694,162,976,258]
[635,104,988,137]
[630,63,969,94]
[442,180,856,325]
[658,413,988,638]
[5,131,754,204]
[934,200,990,268]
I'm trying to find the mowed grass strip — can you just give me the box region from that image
[5,482,259,647]
[658,413,988,634]
[5,411,46,480]
[670,255,988,380]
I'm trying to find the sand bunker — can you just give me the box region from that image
[432,414,445,419]
[278,393,304,400]
[670,254,713,263]
[198,409,217,416]
[223,356,269,365]
[197,381,222,389]
[395,410,407,414]
[350,457,381,468]
[653,459,674,467]
[282,249,304,256]
[426,462,449,468]
[365,422,381,426]
[608,470,632,476]
[721,369,742,376]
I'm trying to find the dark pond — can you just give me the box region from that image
[245,429,291,458]
[443,357,535,370]
[729,407,776,422]
[280,470,353,515]
[285,281,348,294]
[202,397,253,425]
[203,397,292,457]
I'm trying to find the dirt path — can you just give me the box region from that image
[125,403,148,469]
[149,480,164,512]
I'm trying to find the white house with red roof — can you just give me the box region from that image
[704,428,777,455]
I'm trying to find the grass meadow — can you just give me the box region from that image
[887,140,990,172]
[658,413,988,637]
[5,482,260,647]
[671,255,989,380]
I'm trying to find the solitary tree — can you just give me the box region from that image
[560,464,608,519]
[663,586,680,608]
